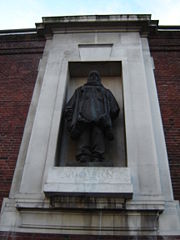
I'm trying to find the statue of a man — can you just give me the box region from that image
[64,70,119,163]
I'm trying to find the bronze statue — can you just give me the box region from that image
[64,70,119,163]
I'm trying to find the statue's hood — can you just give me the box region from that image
[85,70,103,86]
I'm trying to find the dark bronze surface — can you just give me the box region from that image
[64,70,119,163]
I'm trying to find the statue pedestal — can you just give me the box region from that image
[44,167,133,199]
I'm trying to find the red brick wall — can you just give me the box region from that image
[149,32,180,200]
[0,33,45,208]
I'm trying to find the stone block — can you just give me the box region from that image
[44,167,133,198]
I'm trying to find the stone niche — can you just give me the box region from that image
[45,61,133,200]
[56,61,126,167]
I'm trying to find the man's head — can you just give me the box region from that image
[87,70,101,84]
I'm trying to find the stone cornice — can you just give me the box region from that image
[35,14,159,38]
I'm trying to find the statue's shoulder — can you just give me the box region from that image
[103,87,112,95]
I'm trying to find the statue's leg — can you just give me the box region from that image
[91,126,105,162]
[76,127,91,162]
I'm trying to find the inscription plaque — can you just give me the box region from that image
[44,167,133,198]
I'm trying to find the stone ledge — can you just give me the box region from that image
[13,198,165,211]
[0,198,162,234]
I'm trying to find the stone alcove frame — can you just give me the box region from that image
[14,33,166,201]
